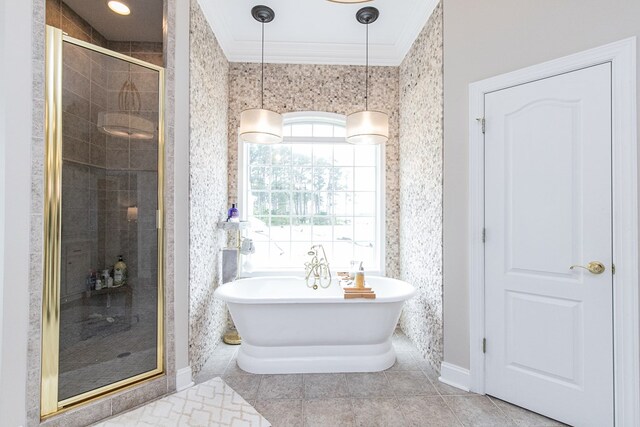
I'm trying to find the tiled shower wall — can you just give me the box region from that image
[28,0,178,425]
[188,0,230,374]
[227,63,401,278]
[398,3,444,369]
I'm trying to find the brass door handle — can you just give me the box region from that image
[570,261,606,274]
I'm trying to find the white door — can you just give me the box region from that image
[484,63,613,427]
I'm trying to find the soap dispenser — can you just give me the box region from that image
[355,262,365,289]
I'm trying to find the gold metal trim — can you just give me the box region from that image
[41,25,166,417]
[62,34,164,72]
[41,25,64,416]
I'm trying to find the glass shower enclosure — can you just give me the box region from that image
[41,26,164,417]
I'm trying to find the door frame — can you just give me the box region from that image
[468,37,638,426]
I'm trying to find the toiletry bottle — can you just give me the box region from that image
[355,263,365,289]
[114,255,127,286]
[102,269,111,287]
[227,203,239,222]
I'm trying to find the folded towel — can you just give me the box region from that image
[220,248,239,285]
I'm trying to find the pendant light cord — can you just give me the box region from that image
[365,21,369,111]
[261,20,265,109]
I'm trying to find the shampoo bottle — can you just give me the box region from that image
[114,255,127,286]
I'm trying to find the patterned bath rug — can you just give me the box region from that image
[94,377,271,426]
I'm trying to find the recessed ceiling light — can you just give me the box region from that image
[108,0,131,15]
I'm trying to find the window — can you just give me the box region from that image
[239,113,384,274]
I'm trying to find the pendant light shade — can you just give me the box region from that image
[239,108,283,144]
[240,5,283,144]
[346,110,389,145]
[346,7,389,145]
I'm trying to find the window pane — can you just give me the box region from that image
[283,124,292,137]
[269,216,290,241]
[292,217,312,241]
[270,192,291,215]
[331,241,354,266]
[334,126,346,138]
[354,192,376,216]
[334,217,353,242]
[312,216,333,241]
[251,191,270,216]
[354,241,376,268]
[332,167,353,191]
[292,191,313,216]
[250,216,271,240]
[272,145,291,165]
[291,242,313,266]
[354,167,376,191]
[334,192,353,216]
[314,192,333,215]
[250,144,271,165]
[291,123,312,137]
[354,217,376,241]
[270,241,291,264]
[354,145,376,166]
[249,166,269,190]
[313,144,333,166]
[292,144,312,166]
[313,123,334,137]
[271,167,291,190]
[292,167,313,191]
[313,167,332,191]
[333,144,353,166]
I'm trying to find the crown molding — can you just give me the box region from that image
[394,0,439,65]
[197,0,438,66]
[224,41,401,66]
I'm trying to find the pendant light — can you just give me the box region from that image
[346,7,389,145]
[239,5,283,144]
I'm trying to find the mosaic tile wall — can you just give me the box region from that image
[228,63,401,277]
[189,0,230,374]
[398,2,444,369]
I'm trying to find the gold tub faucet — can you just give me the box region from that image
[304,244,332,290]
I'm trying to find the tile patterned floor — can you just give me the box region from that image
[195,330,567,427]
[94,377,271,426]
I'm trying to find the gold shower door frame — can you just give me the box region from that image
[41,26,166,418]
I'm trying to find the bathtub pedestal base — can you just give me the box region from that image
[237,340,396,374]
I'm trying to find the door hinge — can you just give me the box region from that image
[476,117,486,134]
[156,210,162,230]
[482,228,486,243]
[482,338,487,353]
[612,263,616,275]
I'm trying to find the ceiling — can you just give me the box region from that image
[198,0,439,66]
[64,0,163,42]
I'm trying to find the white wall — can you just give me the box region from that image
[443,0,640,369]
[174,0,191,380]
[0,0,33,425]
[0,0,6,399]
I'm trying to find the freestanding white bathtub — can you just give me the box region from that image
[214,276,416,374]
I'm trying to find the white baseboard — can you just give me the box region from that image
[176,366,194,391]
[439,362,471,392]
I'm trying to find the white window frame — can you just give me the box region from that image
[238,111,386,276]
